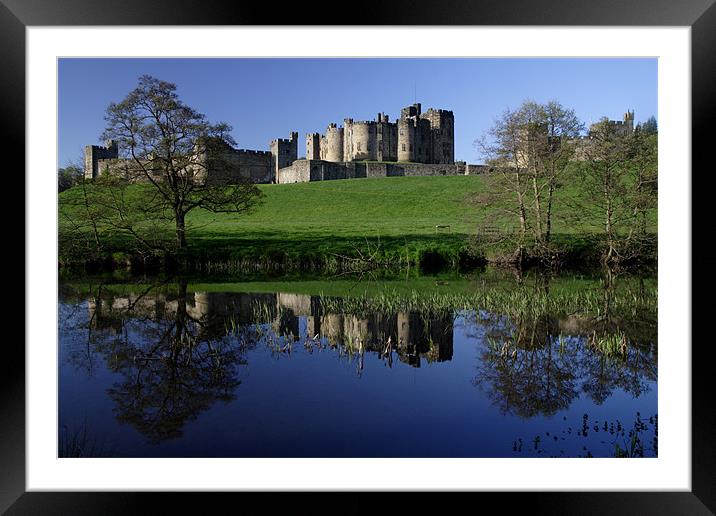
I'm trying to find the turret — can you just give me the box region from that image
[306,133,321,160]
[83,139,119,179]
[624,110,635,135]
[270,132,298,183]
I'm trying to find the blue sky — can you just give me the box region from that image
[58,58,657,167]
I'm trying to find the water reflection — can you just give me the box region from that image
[58,271,657,456]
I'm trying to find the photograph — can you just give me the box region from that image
[57,57,659,459]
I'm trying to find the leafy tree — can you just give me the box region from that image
[637,116,658,135]
[58,164,83,193]
[531,101,584,244]
[100,75,263,257]
[472,99,583,263]
[473,106,532,261]
[577,118,634,264]
[626,129,658,238]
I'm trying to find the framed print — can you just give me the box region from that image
[5,0,715,513]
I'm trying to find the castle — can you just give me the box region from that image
[83,105,638,184]
[593,110,634,137]
[306,103,454,164]
[84,102,486,185]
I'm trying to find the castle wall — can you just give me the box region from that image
[95,149,274,184]
[94,158,136,180]
[217,150,273,184]
[277,159,483,184]
[276,159,311,183]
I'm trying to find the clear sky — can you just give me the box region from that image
[58,58,657,167]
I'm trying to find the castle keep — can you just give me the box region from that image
[278,103,485,183]
[83,102,484,185]
[306,103,454,165]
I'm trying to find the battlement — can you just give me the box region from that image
[271,131,299,145]
[588,110,635,137]
[235,149,271,155]
[425,108,453,115]
[400,103,422,118]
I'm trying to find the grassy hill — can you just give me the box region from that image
[59,175,656,269]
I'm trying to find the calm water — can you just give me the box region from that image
[58,272,657,458]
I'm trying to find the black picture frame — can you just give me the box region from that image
[4,1,714,513]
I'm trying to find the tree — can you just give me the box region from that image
[472,100,583,263]
[626,128,658,239]
[531,101,584,244]
[101,75,263,257]
[574,117,658,265]
[473,106,532,261]
[637,116,658,136]
[58,164,83,193]
[577,118,634,264]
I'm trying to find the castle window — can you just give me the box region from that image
[402,144,406,151]
[357,142,362,151]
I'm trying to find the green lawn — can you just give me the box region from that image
[197,175,481,235]
[59,175,656,265]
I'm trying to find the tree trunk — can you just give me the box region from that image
[175,210,187,255]
[531,175,543,242]
[604,174,615,264]
[545,182,554,243]
[515,170,527,237]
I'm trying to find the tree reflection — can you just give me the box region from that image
[471,267,657,417]
[73,279,248,444]
[473,315,580,418]
[59,266,657,447]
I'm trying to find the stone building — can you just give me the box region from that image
[83,102,474,185]
[589,110,635,137]
[306,103,454,166]
[572,110,636,161]
[84,132,298,185]
[83,139,119,180]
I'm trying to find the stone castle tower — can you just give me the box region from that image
[84,139,119,179]
[269,132,298,183]
[306,103,454,165]
[623,110,635,135]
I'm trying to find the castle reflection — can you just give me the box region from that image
[85,286,455,367]
[59,277,656,448]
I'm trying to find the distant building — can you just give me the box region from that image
[589,110,635,137]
